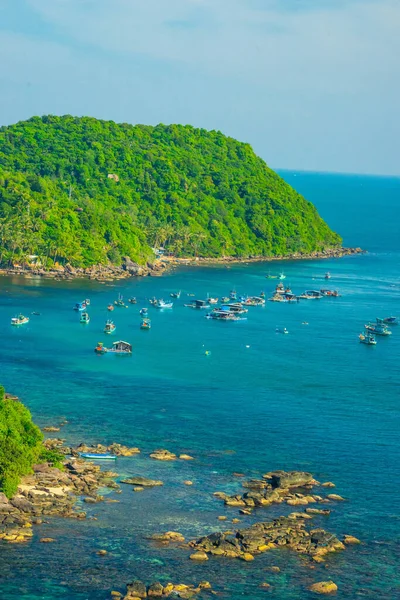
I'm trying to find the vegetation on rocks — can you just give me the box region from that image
[0,115,342,268]
[0,387,62,498]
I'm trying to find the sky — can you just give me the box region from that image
[0,0,399,175]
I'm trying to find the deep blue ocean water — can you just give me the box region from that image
[0,171,399,599]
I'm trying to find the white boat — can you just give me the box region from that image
[155,299,173,309]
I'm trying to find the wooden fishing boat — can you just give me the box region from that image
[11,314,29,326]
[299,290,323,300]
[243,296,265,306]
[365,323,392,336]
[104,320,116,334]
[140,318,151,330]
[139,307,148,316]
[128,297,137,304]
[359,332,377,345]
[377,316,397,325]
[114,293,126,307]
[170,291,181,299]
[276,327,289,334]
[80,312,90,324]
[107,304,114,311]
[320,289,340,297]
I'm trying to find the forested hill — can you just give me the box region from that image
[0,115,341,268]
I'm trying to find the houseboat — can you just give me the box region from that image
[299,290,323,300]
[94,340,132,354]
[185,299,210,309]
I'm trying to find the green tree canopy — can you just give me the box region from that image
[0,116,341,267]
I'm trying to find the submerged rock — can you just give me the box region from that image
[309,581,338,594]
[121,477,163,487]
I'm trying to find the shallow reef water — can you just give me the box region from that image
[0,172,399,599]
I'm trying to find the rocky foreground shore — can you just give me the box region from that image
[0,247,364,282]
[0,432,360,597]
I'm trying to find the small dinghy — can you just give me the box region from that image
[79,452,116,460]
[276,327,289,334]
[80,312,90,324]
[11,314,30,326]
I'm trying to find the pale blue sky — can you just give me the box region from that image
[0,0,398,175]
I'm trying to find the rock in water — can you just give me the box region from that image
[309,581,338,594]
[120,477,163,487]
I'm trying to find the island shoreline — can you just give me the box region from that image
[0,247,364,282]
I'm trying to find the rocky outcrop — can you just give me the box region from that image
[149,449,177,461]
[215,470,322,511]
[121,581,212,599]
[0,459,119,544]
[121,477,163,487]
[309,581,338,594]
[189,516,345,562]
[73,442,140,457]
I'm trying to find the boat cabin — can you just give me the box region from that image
[111,340,132,353]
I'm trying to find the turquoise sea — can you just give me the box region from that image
[0,171,399,599]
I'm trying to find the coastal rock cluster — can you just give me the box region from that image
[0,459,118,544]
[189,515,345,562]
[114,579,212,599]
[43,438,140,457]
[214,470,326,510]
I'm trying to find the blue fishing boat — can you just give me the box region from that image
[359,332,377,345]
[377,316,397,325]
[365,323,392,336]
[139,307,148,316]
[73,301,86,311]
[104,319,116,334]
[79,452,117,460]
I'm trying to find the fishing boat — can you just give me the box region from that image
[377,316,398,325]
[73,301,87,311]
[128,297,137,304]
[80,312,90,324]
[299,290,323,300]
[170,291,181,299]
[320,289,340,297]
[359,332,377,345]
[79,452,116,460]
[114,293,126,308]
[149,297,158,306]
[185,299,210,309]
[139,307,148,316]
[219,303,248,314]
[107,304,114,311]
[85,299,91,306]
[243,296,265,306]
[325,272,331,280]
[155,299,173,309]
[265,272,278,279]
[260,291,265,299]
[229,290,237,300]
[140,318,151,330]
[276,327,289,334]
[206,295,219,304]
[11,314,29,326]
[206,310,244,321]
[94,340,133,354]
[104,320,116,334]
[31,311,41,316]
[278,273,286,280]
[275,282,285,294]
[365,323,392,336]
